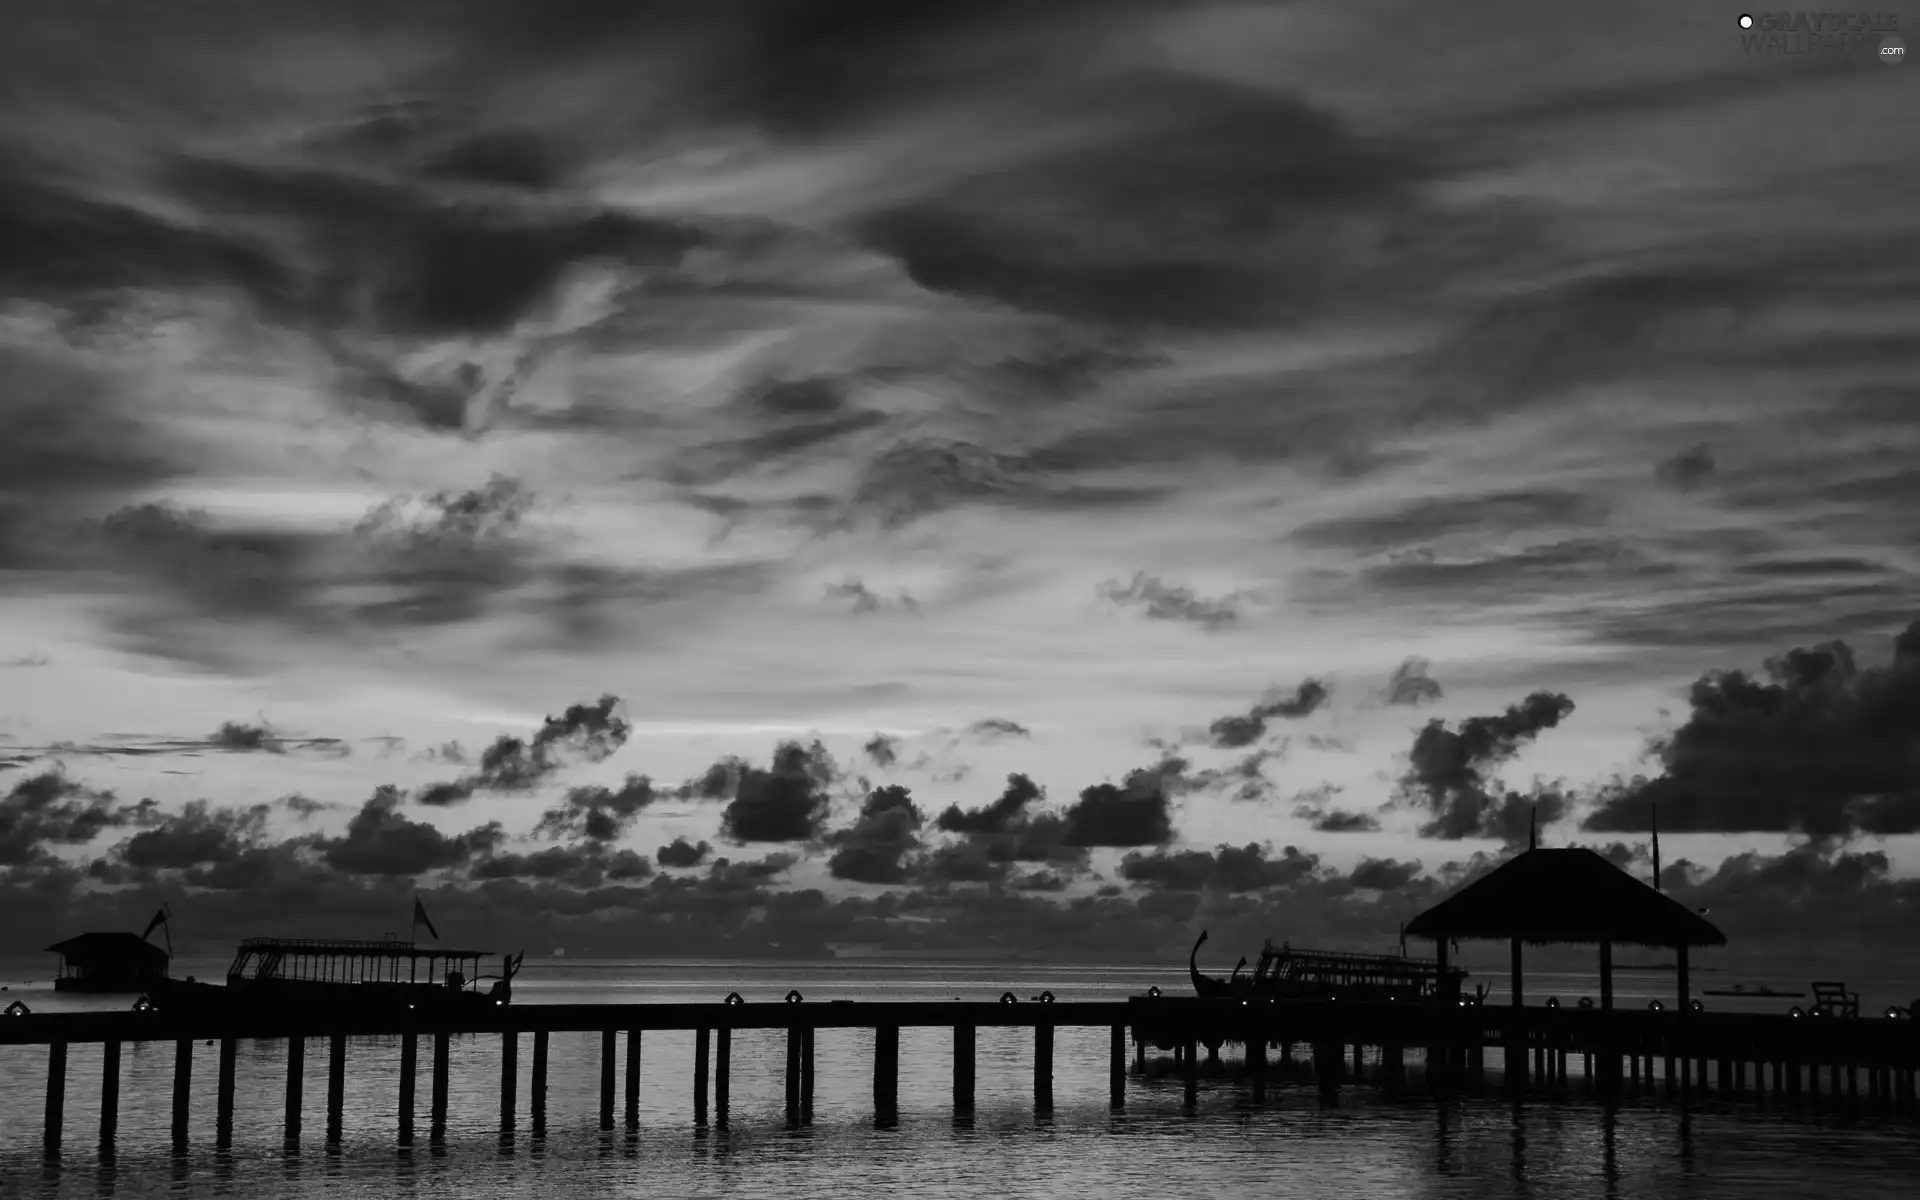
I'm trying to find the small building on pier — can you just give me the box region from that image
[46,932,170,993]
[1404,845,1726,1013]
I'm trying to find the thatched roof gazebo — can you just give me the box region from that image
[1404,843,1726,1016]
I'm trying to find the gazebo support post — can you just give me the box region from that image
[1432,937,1452,1084]
[1509,937,1526,1090]
[1676,944,1692,1098]
[1598,939,1615,1095]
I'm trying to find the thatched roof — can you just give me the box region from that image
[46,931,170,966]
[1403,847,1726,949]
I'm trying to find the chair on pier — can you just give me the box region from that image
[1810,980,1859,1019]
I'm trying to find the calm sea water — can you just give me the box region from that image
[3,958,1918,1199]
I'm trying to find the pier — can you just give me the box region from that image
[5,994,1918,1152]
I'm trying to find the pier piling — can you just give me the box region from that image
[529,1030,547,1136]
[172,1038,193,1148]
[694,1026,711,1127]
[875,1024,900,1124]
[44,1041,66,1150]
[216,1037,237,1148]
[784,1028,801,1124]
[715,1027,731,1126]
[1035,1023,1054,1114]
[598,1030,616,1131]
[284,1036,304,1145]
[326,1034,346,1144]
[499,1031,518,1133]
[100,1041,120,1146]
[398,1032,417,1146]
[801,1027,816,1121]
[1183,1036,1199,1107]
[1110,1025,1127,1108]
[624,1029,641,1129]
[955,1024,976,1113]
[430,1031,449,1141]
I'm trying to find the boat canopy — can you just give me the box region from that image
[229,936,498,988]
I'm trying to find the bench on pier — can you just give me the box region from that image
[1810,981,1859,1019]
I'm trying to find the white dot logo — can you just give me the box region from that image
[1738,13,1754,28]
[1884,35,1908,65]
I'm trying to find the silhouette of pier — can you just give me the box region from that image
[6,993,1919,1152]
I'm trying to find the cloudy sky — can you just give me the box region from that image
[2,1,1916,966]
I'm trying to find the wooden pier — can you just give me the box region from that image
[5,994,1918,1151]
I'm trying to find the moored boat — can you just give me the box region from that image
[1189,935,1467,1003]
[142,915,524,1018]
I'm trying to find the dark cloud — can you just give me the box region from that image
[111,800,271,871]
[1062,763,1177,847]
[935,773,1043,835]
[318,786,503,877]
[718,740,838,843]
[1398,691,1577,840]
[965,718,1030,740]
[1206,679,1330,747]
[431,693,633,797]
[656,837,713,869]
[1345,856,1424,892]
[856,74,1426,328]
[1584,619,1920,840]
[1295,804,1382,833]
[164,152,706,340]
[1385,658,1444,707]
[471,844,652,886]
[863,733,900,768]
[1098,572,1244,631]
[1656,443,1716,491]
[0,771,155,865]
[533,774,658,843]
[1119,843,1322,893]
[93,502,316,620]
[1171,750,1277,803]
[826,785,926,884]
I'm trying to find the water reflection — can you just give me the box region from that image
[1601,1105,1620,1200]
[1509,1101,1527,1184]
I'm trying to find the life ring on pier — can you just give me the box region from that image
[1146,986,1161,998]
[1647,999,1664,1012]
[1000,991,1018,1004]
[785,990,805,1004]
[132,996,157,1013]
[725,992,745,1006]
[2,1000,27,1017]
[1036,990,1055,1004]
[1688,999,1705,1014]
[1789,1006,1806,1019]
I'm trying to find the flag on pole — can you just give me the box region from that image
[413,896,439,941]
[141,907,168,941]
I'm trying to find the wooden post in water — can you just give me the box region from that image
[1110,1025,1128,1109]
[784,1028,801,1124]
[529,1031,547,1137]
[715,1027,731,1127]
[430,1032,450,1142]
[285,1036,304,1145]
[1509,938,1526,1091]
[598,1030,616,1131]
[624,1029,641,1129]
[875,1025,900,1123]
[100,1041,120,1146]
[398,1032,417,1147]
[694,1027,711,1127]
[1675,945,1692,1099]
[954,1025,976,1113]
[216,1037,237,1149]
[1183,1035,1199,1107]
[499,1031,518,1133]
[170,1038,193,1148]
[324,1035,345,1144]
[801,1027,816,1122]
[44,1041,66,1151]
[1035,1023,1054,1114]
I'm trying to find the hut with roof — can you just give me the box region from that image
[46,932,171,993]
[1403,820,1725,1017]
